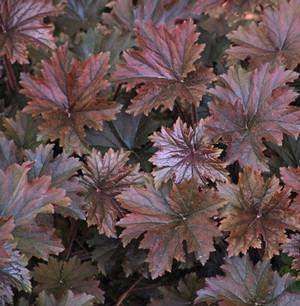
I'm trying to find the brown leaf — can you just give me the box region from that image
[0,0,62,64]
[81,148,145,237]
[117,180,226,278]
[281,167,300,193]
[205,63,300,170]
[21,44,121,154]
[113,20,214,115]
[219,166,300,258]
[0,162,66,226]
[0,217,14,268]
[196,255,300,305]
[227,0,300,69]
[150,118,227,188]
[33,256,104,303]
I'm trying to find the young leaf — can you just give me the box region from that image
[117,180,226,278]
[113,20,214,115]
[227,0,300,69]
[150,118,227,188]
[81,148,145,237]
[0,0,62,64]
[205,64,300,170]
[21,44,121,154]
[37,290,95,306]
[219,167,300,258]
[196,255,300,305]
[33,256,104,303]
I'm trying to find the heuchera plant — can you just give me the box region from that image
[0,0,300,305]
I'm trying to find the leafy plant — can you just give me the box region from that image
[1,0,300,305]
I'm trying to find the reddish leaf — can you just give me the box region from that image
[21,44,121,154]
[0,0,62,64]
[33,256,104,303]
[103,0,203,32]
[283,234,300,271]
[0,136,18,170]
[218,167,300,258]
[14,222,64,260]
[25,144,85,220]
[150,118,227,187]
[205,64,300,170]
[0,162,66,226]
[196,255,300,305]
[281,167,300,193]
[0,217,14,268]
[113,20,214,115]
[117,180,226,278]
[81,148,145,237]
[227,0,300,69]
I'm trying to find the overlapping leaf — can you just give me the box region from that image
[205,64,300,170]
[0,162,65,226]
[81,148,145,237]
[37,290,95,306]
[0,0,62,64]
[113,20,214,115]
[102,0,203,33]
[150,273,206,306]
[283,234,300,271]
[281,167,300,193]
[196,255,300,305]
[55,0,109,36]
[21,44,120,153]
[0,136,18,170]
[150,118,227,187]
[218,167,300,258]
[117,180,226,278]
[33,256,104,303]
[25,144,85,219]
[227,0,300,69]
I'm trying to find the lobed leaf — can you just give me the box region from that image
[21,44,121,154]
[196,255,300,305]
[117,179,226,278]
[0,0,62,64]
[219,167,300,258]
[81,148,145,237]
[205,63,300,170]
[227,0,300,69]
[150,118,227,188]
[113,20,214,115]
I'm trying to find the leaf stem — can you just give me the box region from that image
[191,104,198,127]
[115,276,143,306]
